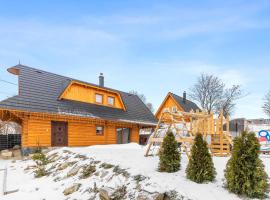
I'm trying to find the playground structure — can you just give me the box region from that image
[145,109,233,158]
[258,130,270,153]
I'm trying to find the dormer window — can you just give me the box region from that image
[95,93,103,104]
[108,96,115,106]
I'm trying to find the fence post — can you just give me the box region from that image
[0,167,7,196]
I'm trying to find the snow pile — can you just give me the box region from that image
[1,143,270,200]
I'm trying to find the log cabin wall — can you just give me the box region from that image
[60,82,125,110]
[20,114,139,147]
[155,95,184,120]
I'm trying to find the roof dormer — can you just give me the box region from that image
[59,80,126,110]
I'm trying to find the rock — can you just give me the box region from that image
[74,154,88,160]
[164,196,171,200]
[133,174,147,183]
[63,183,81,196]
[67,166,81,177]
[94,171,100,176]
[111,185,127,200]
[58,163,69,170]
[63,149,73,154]
[100,170,109,178]
[13,150,22,157]
[154,193,165,200]
[100,163,114,169]
[92,160,101,165]
[13,145,20,150]
[99,187,114,200]
[53,177,61,182]
[1,150,13,158]
[137,195,151,200]
[47,153,59,162]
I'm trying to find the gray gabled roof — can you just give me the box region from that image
[0,65,157,125]
[170,93,200,112]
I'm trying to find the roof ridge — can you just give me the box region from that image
[171,92,194,104]
[9,64,133,95]
[170,92,200,112]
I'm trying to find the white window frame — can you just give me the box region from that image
[96,125,104,135]
[107,96,115,106]
[95,93,103,104]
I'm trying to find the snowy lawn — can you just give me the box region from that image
[1,143,270,200]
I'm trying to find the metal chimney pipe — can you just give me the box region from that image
[99,73,104,87]
[183,91,187,103]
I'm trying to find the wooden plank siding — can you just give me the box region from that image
[60,82,125,110]
[155,95,184,119]
[20,115,140,147]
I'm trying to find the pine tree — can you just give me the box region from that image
[224,131,269,198]
[158,130,181,172]
[186,133,216,183]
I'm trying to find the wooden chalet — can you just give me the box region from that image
[155,91,200,120]
[0,65,157,149]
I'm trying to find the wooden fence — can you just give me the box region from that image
[0,134,21,151]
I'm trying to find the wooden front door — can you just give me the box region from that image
[51,121,68,146]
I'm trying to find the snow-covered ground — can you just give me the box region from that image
[1,143,270,200]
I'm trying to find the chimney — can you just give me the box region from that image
[183,91,186,103]
[99,73,104,87]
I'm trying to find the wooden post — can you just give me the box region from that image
[0,167,7,196]
[226,115,230,134]
[210,112,214,135]
[220,110,224,155]
[190,116,193,136]
[144,112,164,156]
[215,118,219,154]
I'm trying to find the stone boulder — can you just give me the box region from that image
[137,194,151,200]
[67,165,81,177]
[99,187,114,200]
[63,183,81,196]
[100,170,109,178]
[1,150,13,158]
[154,193,165,200]
[13,145,20,150]
[58,163,69,170]
[13,149,21,157]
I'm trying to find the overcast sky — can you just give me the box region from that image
[0,0,270,119]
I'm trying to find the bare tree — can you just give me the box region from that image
[217,85,243,116]
[146,102,154,113]
[190,73,243,116]
[129,90,154,113]
[189,73,224,114]
[263,91,270,117]
[0,120,21,135]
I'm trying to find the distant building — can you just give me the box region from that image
[155,91,200,120]
[230,118,270,137]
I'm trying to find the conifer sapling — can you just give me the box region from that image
[186,133,216,183]
[224,131,269,198]
[158,130,181,172]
